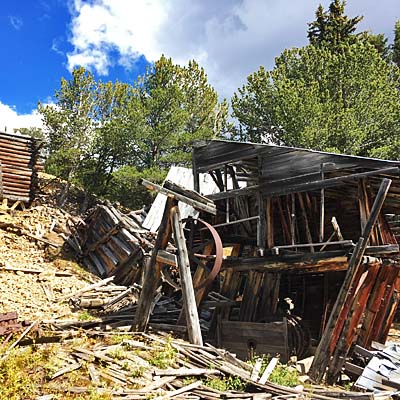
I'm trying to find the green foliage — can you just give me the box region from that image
[77,310,96,321]
[307,0,362,49]
[363,32,390,59]
[127,56,227,169]
[268,363,300,387]
[203,375,248,392]
[232,41,400,159]
[147,336,177,369]
[39,57,226,209]
[0,346,59,400]
[108,165,167,210]
[394,20,400,67]
[39,67,98,183]
[17,127,45,140]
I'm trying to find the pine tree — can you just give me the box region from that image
[307,0,362,48]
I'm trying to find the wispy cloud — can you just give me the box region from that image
[66,0,400,98]
[0,102,43,132]
[8,15,23,31]
[51,37,65,57]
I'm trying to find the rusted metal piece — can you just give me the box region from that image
[192,218,223,291]
[0,312,31,336]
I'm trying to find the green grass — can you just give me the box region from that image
[147,336,177,369]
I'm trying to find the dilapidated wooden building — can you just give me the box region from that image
[75,139,400,384]
[191,140,400,381]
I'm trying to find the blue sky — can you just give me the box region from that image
[0,0,398,131]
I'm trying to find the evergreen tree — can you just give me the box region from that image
[307,0,362,48]
[232,42,400,159]
[394,20,400,67]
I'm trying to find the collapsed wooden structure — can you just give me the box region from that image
[74,139,400,384]
[0,131,43,204]
[190,140,400,383]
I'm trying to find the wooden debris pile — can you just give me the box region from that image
[5,320,376,400]
[352,342,400,392]
[71,204,155,286]
[0,131,43,203]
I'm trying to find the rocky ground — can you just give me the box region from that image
[0,173,97,322]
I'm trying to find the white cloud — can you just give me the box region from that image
[0,102,43,133]
[8,15,23,31]
[67,0,400,98]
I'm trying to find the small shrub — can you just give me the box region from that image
[203,375,248,392]
[148,336,177,369]
[269,363,300,387]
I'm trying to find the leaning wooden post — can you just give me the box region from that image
[132,197,173,332]
[171,204,203,345]
[309,178,392,383]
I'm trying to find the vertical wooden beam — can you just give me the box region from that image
[192,152,200,193]
[309,178,392,383]
[379,288,400,343]
[319,164,325,243]
[177,241,214,325]
[276,197,291,244]
[290,194,296,245]
[297,193,314,252]
[224,165,229,223]
[257,192,267,254]
[171,205,203,345]
[266,198,274,249]
[132,197,173,332]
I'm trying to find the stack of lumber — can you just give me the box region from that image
[62,276,141,312]
[0,131,42,203]
[72,204,155,285]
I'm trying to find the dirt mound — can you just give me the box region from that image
[0,173,99,321]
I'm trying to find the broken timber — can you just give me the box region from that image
[133,179,217,344]
[309,178,392,383]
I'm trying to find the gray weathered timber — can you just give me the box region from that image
[207,167,400,201]
[309,178,392,383]
[141,178,216,215]
[171,205,203,346]
[132,197,173,332]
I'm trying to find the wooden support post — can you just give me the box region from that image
[132,197,173,332]
[297,193,314,252]
[290,194,296,246]
[358,266,394,347]
[192,153,200,193]
[177,241,214,325]
[319,164,325,243]
[276,197,291,244]
[368,265,399,344]
[170,205,203,346]
[266,198,274,249]
[224,165,229,223]
[257,193,266,254]
[309,178,392,383]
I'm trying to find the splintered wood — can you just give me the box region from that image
[9,323,372,400]
[71,204,154,285]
